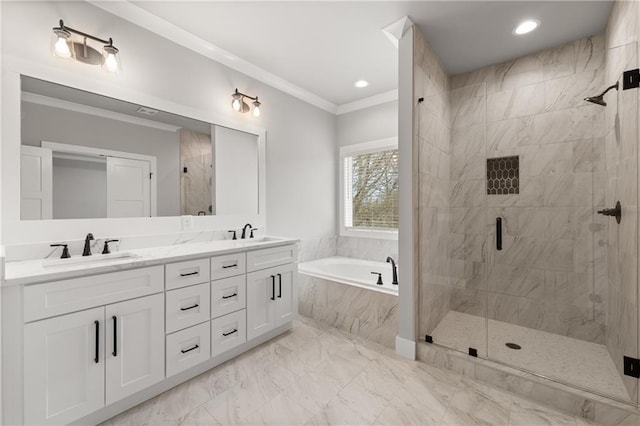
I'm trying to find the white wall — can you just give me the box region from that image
[1,1,336,244]
[336,100,397,147]
[22,102,180,217]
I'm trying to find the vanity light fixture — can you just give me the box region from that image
[231,88,261,117]
[51,19,122,73]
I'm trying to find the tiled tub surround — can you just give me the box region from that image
[297,261,398,348]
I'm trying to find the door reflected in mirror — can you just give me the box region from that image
[20,76,260,220]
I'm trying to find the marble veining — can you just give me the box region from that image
[3,236,298,286]
[100,317,610,426]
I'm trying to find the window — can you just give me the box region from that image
[340,138,398,239]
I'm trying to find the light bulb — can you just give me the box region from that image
[104,52,119,73]
[232,98,241,111]
[54,35,71,58]
[252,104,261,117]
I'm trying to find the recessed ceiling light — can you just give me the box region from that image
[354,80,369,88]
[513,19,540,35]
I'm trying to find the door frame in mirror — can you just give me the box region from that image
[2,58,266,244]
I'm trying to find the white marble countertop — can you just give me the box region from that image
[2,237,298,287]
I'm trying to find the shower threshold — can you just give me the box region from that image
[431,311,630,402]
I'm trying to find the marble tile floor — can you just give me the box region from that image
[432,311,629,402]
[101,316,602,426]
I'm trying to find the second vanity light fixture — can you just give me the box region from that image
[231,88,261,117]
[52,19,121,73]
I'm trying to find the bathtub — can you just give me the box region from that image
[298,256,398,296]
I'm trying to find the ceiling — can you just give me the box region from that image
[104,1,613,111]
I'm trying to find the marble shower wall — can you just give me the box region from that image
[414,29,454,341]
[180,129,213,216]
[604,0,640,402]
[447,35,609,347]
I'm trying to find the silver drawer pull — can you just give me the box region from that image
[180,303,199,311]
[180,271,199,277]
[222,329,238,337]
[181,344,199,354]
[222,293,238,299]
[222,264,238,269]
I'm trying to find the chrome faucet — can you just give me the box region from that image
[83,233,94,256]
[386,256,398,285]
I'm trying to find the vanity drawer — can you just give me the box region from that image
[211,310,246,358]
[211,275,246,319]
[246,244,297,272]
[166,322,211,377]
[24,266,164,322]
[165,258,210,290]
[166,283,210,334]
[211,253,246,280]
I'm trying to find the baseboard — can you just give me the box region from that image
[395,335,416,360]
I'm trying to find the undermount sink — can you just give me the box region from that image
[42,251,140,268]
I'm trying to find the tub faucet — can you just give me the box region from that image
[83,233,94,256]
[386,256,398,285]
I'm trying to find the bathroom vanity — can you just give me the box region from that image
[1,237,297,425]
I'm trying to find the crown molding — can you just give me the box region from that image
[22,92,182,132]
[336,90,398,115]
[88,0,338,114]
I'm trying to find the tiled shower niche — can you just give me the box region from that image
[487,156,519,195]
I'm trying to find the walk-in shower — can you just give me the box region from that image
[417,31,639,405]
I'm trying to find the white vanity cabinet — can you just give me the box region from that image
[23,289,165,425]
[7,242,297,426]
[24,307,105,425]
[105,294,165,404]
[247,262,297,340]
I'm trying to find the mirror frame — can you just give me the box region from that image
[2,58,266,245]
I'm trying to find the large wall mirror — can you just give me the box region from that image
[20,76,260,220]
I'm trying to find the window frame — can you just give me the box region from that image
[339,137,399,240]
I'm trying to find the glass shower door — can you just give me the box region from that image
[485,41,638,404]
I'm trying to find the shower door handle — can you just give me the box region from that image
[496,217,502,251]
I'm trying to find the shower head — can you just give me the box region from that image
[584,94,607,106]
[584,82,619,107]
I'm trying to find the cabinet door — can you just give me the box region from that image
[24,307,104,425]
[105,293,164,404]
[275,263,297,327]
[246,269,277,340]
